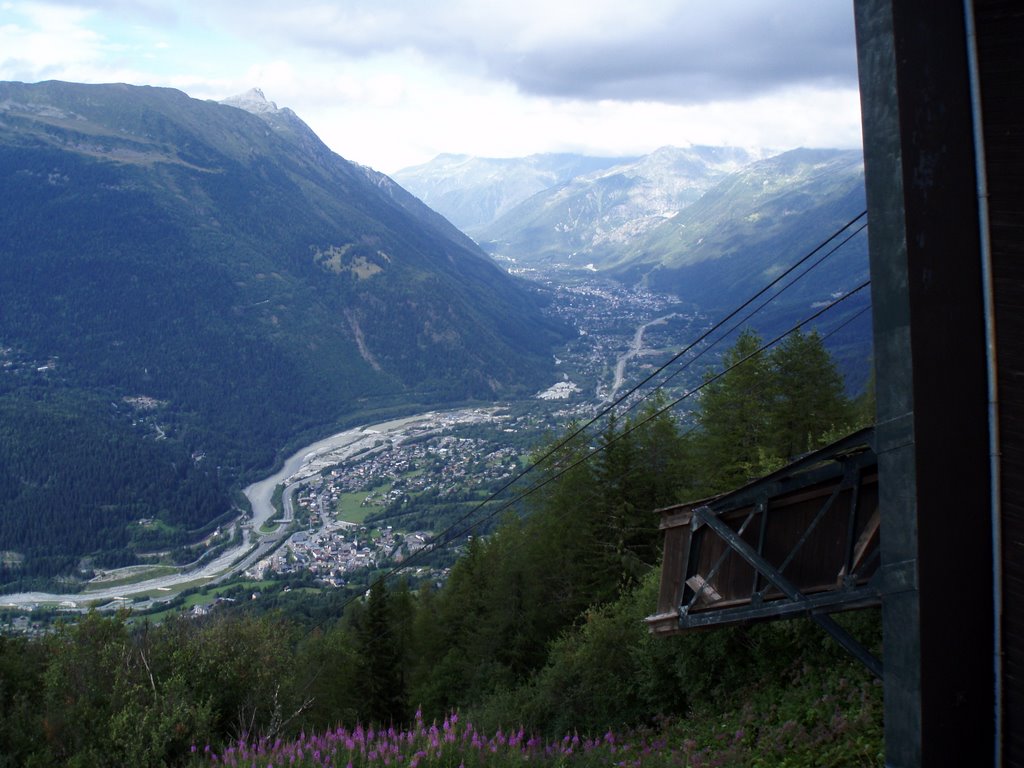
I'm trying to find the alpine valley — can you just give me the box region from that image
[396,144,870,376]
[397,145,868,314]
[0,81,571,584]
[0,80,870,591]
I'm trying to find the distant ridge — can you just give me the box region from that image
[402,144,866,314]
[393,153,640,233]
[472,145,769,266]
[398,143,870,393]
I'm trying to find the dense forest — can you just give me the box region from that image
[0,383,233,588]
[0,330,882,767]
[0,81,573,583]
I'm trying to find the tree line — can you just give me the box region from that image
[0,329,882,766]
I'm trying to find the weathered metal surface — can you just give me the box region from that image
[976,0,1024,764]
[854,1,996,763]
[647,429,881,638]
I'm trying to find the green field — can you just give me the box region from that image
[335,489,386,524]
[135,576,215,600]
[137,579,279,622]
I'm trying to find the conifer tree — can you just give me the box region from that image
[767,328,853,459]
[595,402,691,586]
[693,327,856,494]
[357,580,407,725]
[694,329,774,493]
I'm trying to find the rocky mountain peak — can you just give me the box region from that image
[220,87,281,115]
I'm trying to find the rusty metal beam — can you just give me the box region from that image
[691,505,883,679]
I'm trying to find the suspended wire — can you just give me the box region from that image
[614,221,869,421]
[325,216,870,607]
[819,303,872,344]
[579,210,867,424]
[303,280,876,690]
[454,279,872,539]
[366,210,868,571]
[293,279,876,701]
[675,299,874,437]
[342,277,872,612]
[254,213,875,705]
[673,299,873,447]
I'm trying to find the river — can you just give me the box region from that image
[0,409,481,610]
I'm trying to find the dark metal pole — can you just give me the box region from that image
[854,1,994,764]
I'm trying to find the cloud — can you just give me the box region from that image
[23,0,179,26]
[2,1,857,106]
[0,4,104,81]
[198,0,858,104]
[489,5,859,103]
[0,0,863,171]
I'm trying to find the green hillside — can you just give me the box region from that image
[0,332,882,767]
[611,149,868,310]
[0,81,570,584]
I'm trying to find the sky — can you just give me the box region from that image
[0,1,864,174]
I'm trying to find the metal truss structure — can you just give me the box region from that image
[646,428,882,677]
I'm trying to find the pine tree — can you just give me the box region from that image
[692,328,856,495]
[694,329,774,493]
[357,580,407,726]
[595,402,691,586]
[767,329,854,459]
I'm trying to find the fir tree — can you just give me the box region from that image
[694,329,774,493]
[767,328,854,459]
[357,580,407,726]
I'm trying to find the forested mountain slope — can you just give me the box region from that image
[0,81,570,583]
[607,148,868,309]
[0,332,882,767]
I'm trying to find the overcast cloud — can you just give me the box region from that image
[191,0,859,102]
[0,1,863,172]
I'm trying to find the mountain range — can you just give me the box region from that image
[0,80,869,585]
[399,146,866,308]
[398,146,868,356]
[392,153,640,235]
[397,144,870,390]
[0,81,569,583]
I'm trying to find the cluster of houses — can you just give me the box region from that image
[0,345,57,378]
[335,434,517,499]
[522,275,704,420]
[241,423,531,588]
[295,433,521,524]
[246,524,432,587]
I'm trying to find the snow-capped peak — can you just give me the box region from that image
[220,87,280,116]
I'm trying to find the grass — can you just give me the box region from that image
[185,695,882,768]
[186,666,883,768]
[135,579,281,622]
[336,490,382,524]
[271,483,285,519]
[125,576,216,603]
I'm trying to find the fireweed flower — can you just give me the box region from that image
[194,711,733,768]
